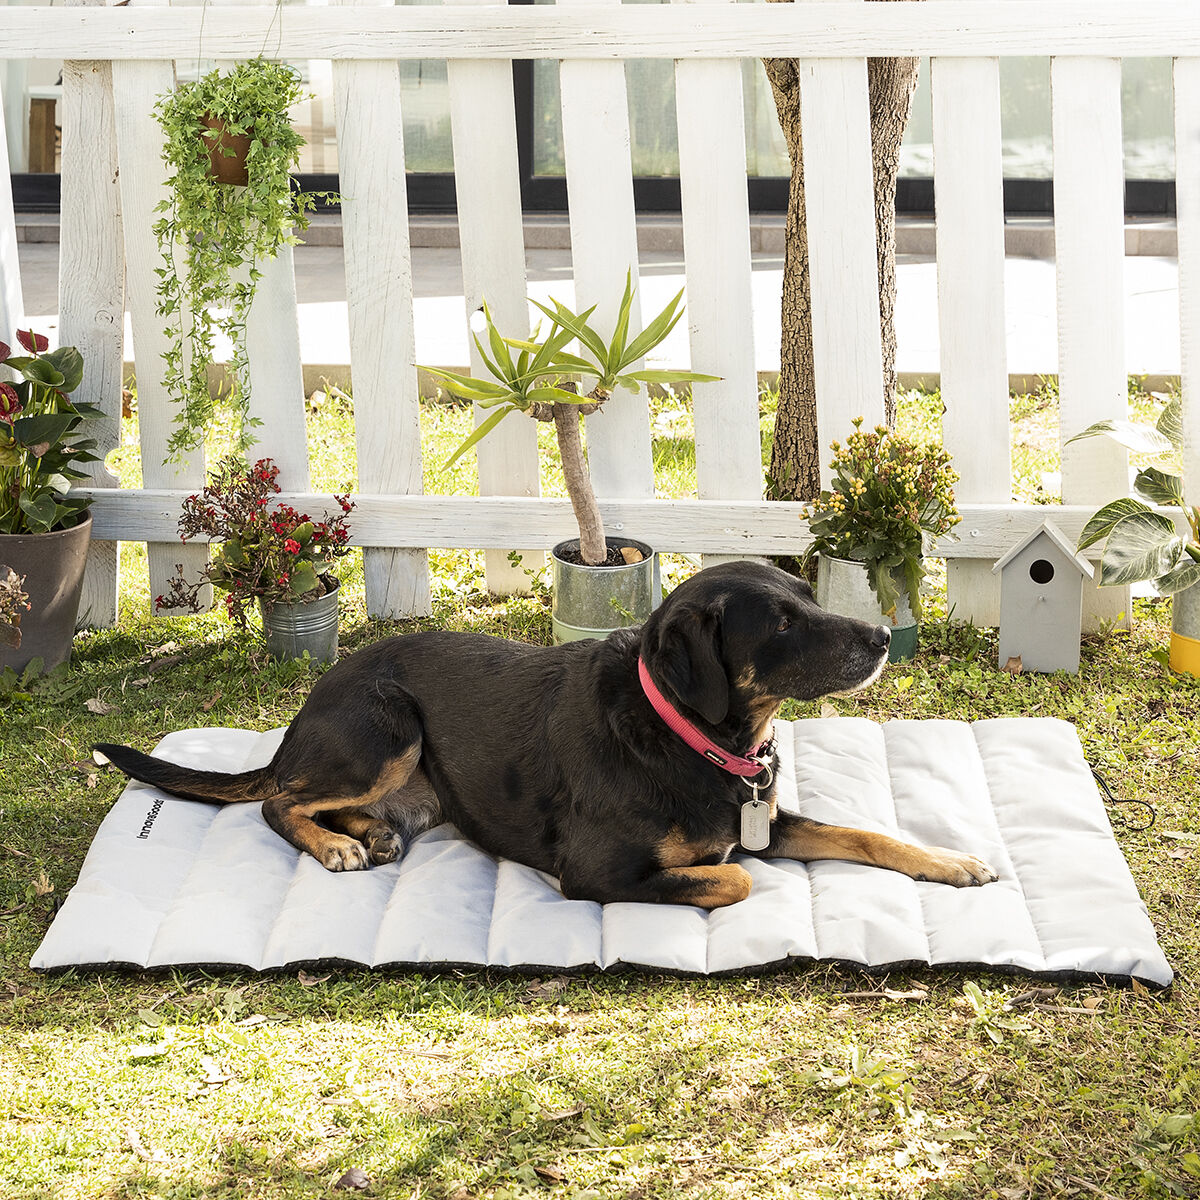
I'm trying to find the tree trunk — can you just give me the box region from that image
[763,0,922,503]
[553,397,608,566]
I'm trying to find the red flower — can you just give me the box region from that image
[16,329,48,353]
[0,382,21,420]
[284,538,301,555]
[0,341,9,361]
[277,574,289,586]
[154,595,165,610]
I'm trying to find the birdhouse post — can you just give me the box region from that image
[992,520,1095,674]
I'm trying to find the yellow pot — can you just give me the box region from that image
[1170,583,1200,677]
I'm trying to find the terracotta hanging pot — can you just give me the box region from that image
[200,114,252,186]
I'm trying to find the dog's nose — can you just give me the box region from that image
[870,626,891,651]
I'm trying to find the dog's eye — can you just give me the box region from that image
[776,615,791,633]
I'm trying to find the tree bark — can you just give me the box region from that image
[763,0,922,503]
[552,395,608,566]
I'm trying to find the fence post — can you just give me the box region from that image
[59,0,124,630]
[0,78,22,337]
[1176,59,1200,524]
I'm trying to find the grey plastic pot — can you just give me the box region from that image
[815,554,917,663]
[259,575,340,664]
[0,511,92,674]
[551,537,659,643]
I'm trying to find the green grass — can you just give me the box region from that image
[1,384,1198,1199]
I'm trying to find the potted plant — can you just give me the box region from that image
[1068,397,1200,676]
[423,272,718,641]
[0,330,100,673]
[155,456,354,664]
[154,58,330,456]
[802,418,960,662]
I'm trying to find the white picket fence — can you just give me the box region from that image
[1,0,1199,629]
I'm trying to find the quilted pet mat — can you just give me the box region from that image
[33,718,1172,986]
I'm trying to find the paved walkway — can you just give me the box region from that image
[15,232,1183,385]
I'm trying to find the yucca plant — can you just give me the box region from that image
[423,272,717,566]
[1069,396,1200,594]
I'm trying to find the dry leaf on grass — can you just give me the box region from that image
[334,1166,371,1191]
[1002,656,1024,675]
[202,692,223,712]
[85,697,117,715]
[298,970,331,987]
[126,1128,167,1164]
[819,703,839,719]
[534,1166,567,1184]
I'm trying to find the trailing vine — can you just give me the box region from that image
[153,58,329,456]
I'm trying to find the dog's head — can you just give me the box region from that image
[639,561,890,729]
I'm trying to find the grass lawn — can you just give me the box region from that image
[1,383,1198,1200]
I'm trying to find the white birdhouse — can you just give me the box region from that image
[991,520,1095,674]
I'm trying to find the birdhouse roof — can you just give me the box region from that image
[991,519,1096,578]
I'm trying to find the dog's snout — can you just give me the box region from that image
[869,626,891,651]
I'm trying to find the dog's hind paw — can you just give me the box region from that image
[319,836,371,872]
[366,830,403,865]
[915,848,999,888]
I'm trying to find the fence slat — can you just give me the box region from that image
[675,0,761,569]
[111,57,211,614]
[932,55,1009,625]
[447,0,539,594]
[0,77,22,337]
[1052,56,1130,629]
[558,0,654,505]
[332,31,432,618]
[1177,58,1200,501]
[796,56,885,478]
[8,4,1200,61]
[59,17,123,630]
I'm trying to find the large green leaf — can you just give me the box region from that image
[17,492,57,532]
[1153,558,1200,596]
[1065,418,1172,456]
[421,366,514,404]
[1077,497,1153,550]
[1098,509,1183,586]
[606,271,635,375]
[530,299,607,366]
[1133,466,1185,507]
[628,369,722,386]
[41,346,84,394]
[11,412,75,450]
[1157,395,1183,453]
[15,357,65,387]
[527,386,590,405]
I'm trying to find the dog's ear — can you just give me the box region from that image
[647,603,729,725]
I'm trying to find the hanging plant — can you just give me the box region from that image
[154,58,330,456]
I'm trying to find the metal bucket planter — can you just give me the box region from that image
[551,538,658,643]
[0,511,92,674]
[1169,581,1200,677]
[815,554,917,663]
[259,575,340,664]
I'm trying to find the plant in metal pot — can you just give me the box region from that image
[0,330,100,671]
[154,58,330,457]
[422,272,718,640]
[155,456,354,663]
[1067,396,1200,675]
[801,418,960,661]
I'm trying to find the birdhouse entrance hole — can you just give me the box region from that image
[1030,559,1055,584]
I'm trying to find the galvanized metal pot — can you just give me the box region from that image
[1169,581,1200,677]
[815,554,917,663]
[551,538,658,643]
[0,511,92,674]
[259,575,340,664]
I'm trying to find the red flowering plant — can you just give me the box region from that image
[0,330,101,534]
[155,456,354,627]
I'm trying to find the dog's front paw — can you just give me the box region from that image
[913,847,998,888]
[319,836,370,872]
[366,829,404,865]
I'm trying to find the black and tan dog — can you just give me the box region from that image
[96,562,997,907]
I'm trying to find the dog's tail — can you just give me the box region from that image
[93,743,278,805]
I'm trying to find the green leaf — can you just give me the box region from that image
[286,560,318,599]
[1152,558,1200,596]
[420,366,513,404]
[527,386,590,405]
[12,412,74,450]
[444,407,513,468]
[1157,395,1183,453]
[1133,466,1185,507]
[619,288,686,369]
[40,346,84,394]
[607,271,635,375]
[1098,509,1183,586]
[1077,497,1153,551]
[627,369,722,385]
[17,492,56,532]
[1065,418,1172,456]
[530,299,607,365]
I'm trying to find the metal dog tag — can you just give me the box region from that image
[740,796,771,852]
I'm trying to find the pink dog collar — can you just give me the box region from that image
[637,657,774,779]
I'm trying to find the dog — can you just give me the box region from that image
[96,561,997,907]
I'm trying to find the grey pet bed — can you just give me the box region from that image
[32,718,1172,987]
